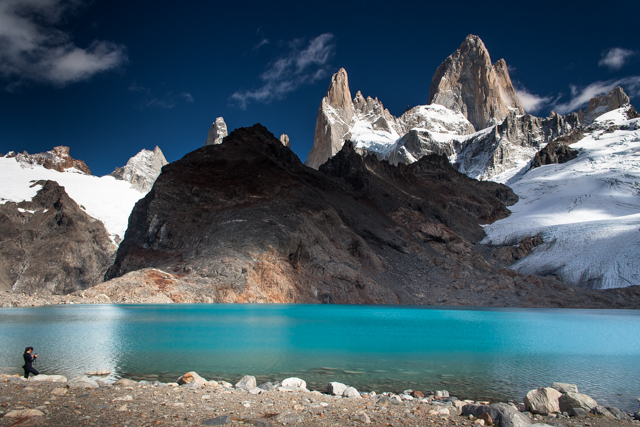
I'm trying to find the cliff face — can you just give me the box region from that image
[8,146,91,175]
[102,124,632,307]
[0,181,116,295]
[428,35,524,131]
[304,68,355,169]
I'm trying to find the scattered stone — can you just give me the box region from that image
[181,381,202,389]
[606,406,631,420]
[4,409,45,418]
[436,390,450,398]
[85,369,110,376]
[634,411,640,421]
[474,419,486,426]
[551,382,578,393]
[327,381,347,396]
[67,375,99,389]
[258,382,278,391]
[343,386,361,399]
[51,387,68,396]
[281,377,306,389]
[462,403,532,427]
[205,380,219,388]
[275,410,303,424]
[524,387,562,415]
[114,378,138,387]
[559,392,598,412]
[411,390,425,398]
[234,375,257,390]
[352,411,371,423]
[248,387,262,395]
[479,413,493,424]
[177,371,207,385]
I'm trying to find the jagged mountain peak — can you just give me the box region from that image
[428,34,524,130]
[205,117,228,146]
[110,146,168,193]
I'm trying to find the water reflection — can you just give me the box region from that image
[0,304,638,412]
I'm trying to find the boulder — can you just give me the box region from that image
[568,408,589,418]
[551,382,578,393]
[176,371,206,386]
[234,375,257,390]
[343,386,361,399]
[67,375,99,389]
[462,403,531,427]
[327,381,347,396]
[558,392,598,412]
[281,377,306,390]
[590,406,614,418]
[115,378,138,387]
[436,390,450,398]
[30,374,67,383]
[606,407,630,421]
[205,380,220,388]
[634,411,640,421]
[524,387,562,415]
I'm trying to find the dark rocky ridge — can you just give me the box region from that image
[531,130,584,168]
[0,181,116,294]
[106,124,640,307]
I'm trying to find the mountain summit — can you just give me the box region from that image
[428,34,524,131]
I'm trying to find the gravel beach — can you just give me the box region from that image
[1,373,638,427]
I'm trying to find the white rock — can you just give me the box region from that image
[30,374,67,383]
[4,409,44,418]
[235,375,257,390]
[281,377,306,389]
[327,382,348,396]
[524,387,562,415]
[343,386,361,399]
[85,369,110,376]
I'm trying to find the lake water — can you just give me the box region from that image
[1,304,639,412]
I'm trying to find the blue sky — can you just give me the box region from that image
[1,0,639,176]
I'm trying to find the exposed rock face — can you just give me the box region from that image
[524,387,562,415]
[104,124,640,307]
[0,180,116,294]
[9,146,91,175]
[110,146,168,193]
[454,110,581,180]
[579,86,630,123]
[428,35,524,131]
[279,134,290,147]
[205,117,228,146]
[305,68,355,169]
[530,130,583,168]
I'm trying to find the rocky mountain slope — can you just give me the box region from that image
[103,124,640,307]
[0,180,115,294]
[5,146,91,175]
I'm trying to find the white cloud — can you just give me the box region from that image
[599,48,635,71]
[514,87,553,113]
[0,0,127,89]
[230,33,335,109]
[553,77,640,114]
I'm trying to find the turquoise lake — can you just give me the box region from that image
[0,304,639,412]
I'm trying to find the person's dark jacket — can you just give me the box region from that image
[23,352,35,367]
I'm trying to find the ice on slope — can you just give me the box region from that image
[482,108,640,288]
[0,157,145,243]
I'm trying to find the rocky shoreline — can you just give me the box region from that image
[1,371,638,427]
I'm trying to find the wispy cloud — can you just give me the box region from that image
[230,33,335,109]
[553,77,640,114]
[598,48,636,71]
[0,0,127,89]
[129,84,194,109]
[514,86,554,114]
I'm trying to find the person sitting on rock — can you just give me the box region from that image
[22,347,39,379]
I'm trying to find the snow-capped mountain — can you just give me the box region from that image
[483,106,640,289]
[1,146,164,243]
